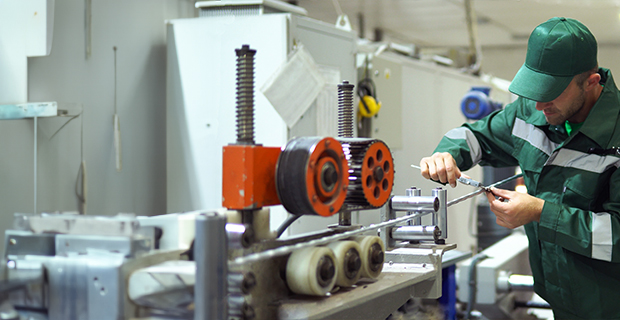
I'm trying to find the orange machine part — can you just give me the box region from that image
[360,141,394,207]
[304,137,349,217]
[222,145,282,210]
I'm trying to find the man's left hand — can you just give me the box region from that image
[485,187,544,229]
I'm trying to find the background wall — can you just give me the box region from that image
[482,44,620,84]
[0,0,194,248]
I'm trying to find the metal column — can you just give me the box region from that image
[195,212,228,320]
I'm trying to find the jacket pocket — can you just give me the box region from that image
[561,175,599,211]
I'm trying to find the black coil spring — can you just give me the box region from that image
[338,81,355,138]
[235,45,256,145]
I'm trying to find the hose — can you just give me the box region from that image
[466,253,488,319]
[276,214,302,238]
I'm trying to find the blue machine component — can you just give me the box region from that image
[460,87,503,120]
[439,265,457,320]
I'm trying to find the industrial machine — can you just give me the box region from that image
[0,42,483,320]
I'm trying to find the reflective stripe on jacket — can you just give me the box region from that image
[435,68,620,319]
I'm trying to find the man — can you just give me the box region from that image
[420,17,620,319]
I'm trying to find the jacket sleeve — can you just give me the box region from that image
[433,105,520,171]
[539,166,620,262]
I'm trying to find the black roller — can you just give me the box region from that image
[276,137,348,216]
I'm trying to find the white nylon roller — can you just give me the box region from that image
[286,246,337,296]
[327,240,362,287]
[354,236,385,279]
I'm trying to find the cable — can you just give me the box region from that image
[466,253,488,319]
[276,214,302,238]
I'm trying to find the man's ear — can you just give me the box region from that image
[586,72,601,91]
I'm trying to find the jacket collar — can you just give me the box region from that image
[578,68,620,148]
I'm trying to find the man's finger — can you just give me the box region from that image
[496,216,509,229]
[489,187,511,197]
[485,190,496,203]
[434,157,448,183]
[445,161,458,188]
[419,160,431,179]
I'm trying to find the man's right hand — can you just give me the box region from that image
[419,152,461,188]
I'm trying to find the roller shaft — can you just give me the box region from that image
[392,225,440,242]
[391,195,439,212]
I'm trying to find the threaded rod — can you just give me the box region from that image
[235,45,256,145]
[338,81,355,138]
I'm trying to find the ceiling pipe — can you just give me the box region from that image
[463,0,482,75]
[358,12,365,39]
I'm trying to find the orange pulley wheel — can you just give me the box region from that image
[276,137,349,216]
[360,141,394,207]
[338,138,394,209]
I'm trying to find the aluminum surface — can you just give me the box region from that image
[432,188,448,241]
[195,213,228,320]
[406,187,422,226]
[391,225,440,242]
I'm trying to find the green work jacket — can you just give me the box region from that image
[435,68,620,319]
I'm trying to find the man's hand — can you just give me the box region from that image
[485,188,544,229]
[419,152,462,187]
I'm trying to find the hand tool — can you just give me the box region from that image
[410,164,490,191]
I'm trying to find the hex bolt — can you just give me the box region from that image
[344,248,362,279]
[369,242,384,271]
[316,255,336,287]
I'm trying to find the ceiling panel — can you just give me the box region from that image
[296,0,620,47]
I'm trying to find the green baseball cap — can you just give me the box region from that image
[508,17,597,102]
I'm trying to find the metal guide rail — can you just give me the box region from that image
[230,211,428,267]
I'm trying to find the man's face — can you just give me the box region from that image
[535,78,586,125]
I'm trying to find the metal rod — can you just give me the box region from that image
[339,210,351,226]
[447,173,523,207]
[230,208,430,267]
[34,116,37,214]
[433,188,448,240]
[235,45,256,145]
[391,196,438,212]
[406,187,422,226]
[195,212,228,320]
[391,225,440,242]
[514,301,551,309]
[337,81,355,138]
[508,274,534,291]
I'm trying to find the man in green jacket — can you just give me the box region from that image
[420,17,620,319]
